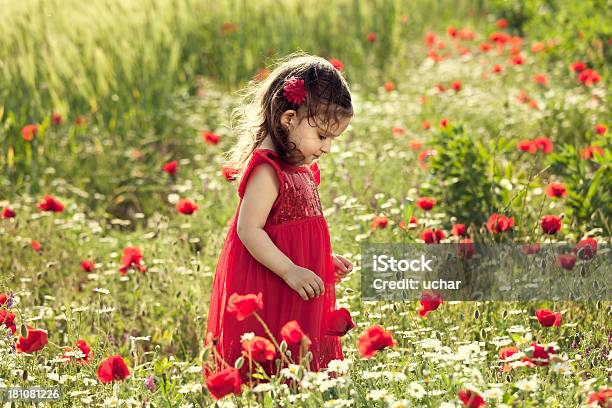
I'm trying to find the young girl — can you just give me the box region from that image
[205,54,354,380]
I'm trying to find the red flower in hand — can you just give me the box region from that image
[283,77,307,106]
[16,328,48,353]
[325,308,355,336]
[419,290,442,317]
[227,292,263,321]
[97,355,130,383]
[119,247,146,275]
[204,367,242,400]
[38,195,64,213]
[358,325,396,358]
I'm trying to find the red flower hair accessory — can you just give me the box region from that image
[283,77,307,106]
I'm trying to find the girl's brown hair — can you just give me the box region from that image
[226,52,353,174]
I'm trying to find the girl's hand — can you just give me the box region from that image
[333,254,353,283]
[282,264,325,301]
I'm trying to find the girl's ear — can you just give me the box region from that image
[280,110,297,130]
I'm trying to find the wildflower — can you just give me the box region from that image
[582,145,603,160]
[38,195,64,213]
[0,310,16,334]
[486,213,514,234]
[452,224,466,237]
[371,215,388,230]
[545,182,567,198]
[17,327,48,353]
[556,254,576,270]
[421,228,445,244]
[419,290,442,317]
[384,82,395,92]
[329,58,344,71]
[176,198,198,215]
[540,215,562,234]
[119,247,146,275]
[325,308,355,336]
[535,309,562,327]
[280,320,310,348]
[416,197,436,211]
[226,292,263,321]
[21,124,38,142]
[358,325,396,358]
[162,161,178,176]
[366,32,377,43]
[451,81,462,91]
[31,239,41,252]
[81,260,95,272]
[2,208,16,219]
[202,130,220,145]
[97,355,130,383]
[51,112,62,125]
[63,339,93,363]
[595,123,607,136]
[203,367,243,400]
[458,389,486,407]
[242,336,276,362]
[222,165,239,181]
[496,18,507,29]
[570,61,586,72]
[574,237,597,260]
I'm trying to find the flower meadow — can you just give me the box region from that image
[1,0,611,407]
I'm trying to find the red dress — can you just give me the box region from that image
[205,148,343,379]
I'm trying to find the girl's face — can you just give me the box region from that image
[284,110,351,165]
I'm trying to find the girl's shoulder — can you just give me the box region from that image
[237,149,285,200]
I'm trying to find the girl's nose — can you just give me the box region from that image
[321,138,332,153]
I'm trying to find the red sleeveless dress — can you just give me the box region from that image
[205,148,343,379]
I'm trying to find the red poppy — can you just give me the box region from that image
[435,83,446,93]
[511,54,524,65]
[571,61,586,72]
[440,118,449,128]
[81,259,95,272]
[227,292,263,321]
[535,309,562,327]
[492,64,503,74]
[422,120,431,130]
[16,328,48,353]
[176,198,198,215]
[447,26,457,38]
[162,161,178,176]
[325,308,355,336]
[452,224,466,237]
[38,195,64,213]
[424,32,437,48]
[222,165,240,181]
[582,145,603,160]
[419,290,442,317]
[556,253,576,270]
[451,81,462,91]
[533,74,548,85]
[577,69,601,86]
[574,237,597,260]
[458,389,486,407]
[416,197,436,211]
[366,32,377,43]
[480,42,492,52]
[358,325,396,358]
[204,367,242,400]
[408,140,422,150]
[283,77,307,106]
[280,320,310,347]
[370,215,388,230]
[392,126,405,136]
[97,355,130,383]
[0,310,16,334]
[75,116,86,126]
[241,336,276,362]
[532,136,553,154]
[384,82,395,92]
[524,342,556,366]
[64,339,93,364]
[418,148,436,162]
[496,18,508,29]
[531,41,545,53]
[499,346,519,372]
[521,244,541,255]
[490,32,509,44]
[457,238,475,259]
[119,247,146,275]
[328,58,344,71]
[486,213,514,234]
[595,123,607,135]
[421,228,445,244]
[31,239,41,252]
[2,207,16,219]
[516,90,530,104]
[0,293,7,306]
[587,389,612,407]
[202,131,220,145]
[21,124,38,142]
[545,182,567,198]
[541,215,562,234]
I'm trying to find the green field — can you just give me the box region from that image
[0,0,611,406]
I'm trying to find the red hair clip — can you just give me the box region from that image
[283,77,307,106]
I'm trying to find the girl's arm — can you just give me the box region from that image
[236,163,324,301]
